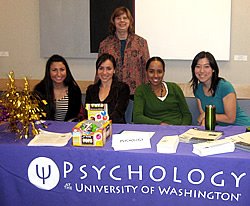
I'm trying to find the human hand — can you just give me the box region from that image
[160,122,169,126]
[201,118,205,126]
[197,112,205,125]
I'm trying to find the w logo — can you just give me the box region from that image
[28,157,60,190]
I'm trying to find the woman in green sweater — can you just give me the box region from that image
[133,56,192,125]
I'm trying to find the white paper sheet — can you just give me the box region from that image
[28,129,72,147]
[112,131,155,151]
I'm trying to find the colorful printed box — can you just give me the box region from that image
[85,103,109,121]
[72,120,112,147]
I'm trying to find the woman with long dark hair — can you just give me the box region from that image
[190,51,250,126]
[85,53,130,123]
[34,54,82,121]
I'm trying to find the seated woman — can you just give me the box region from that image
[190,51,250,126]
[85,53,130,123]
[34,54,82,121]
[133,56,192,125]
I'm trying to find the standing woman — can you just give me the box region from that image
[133,57,192,125]
[85,53,130,123]
[190,51,250,126]
[34,54,82,121]
[98,6,150,98]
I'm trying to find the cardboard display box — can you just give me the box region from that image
[72,120,112,147]
[72,103,112,147]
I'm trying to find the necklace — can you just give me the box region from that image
[160,83,164,97]
[151,83,164,97]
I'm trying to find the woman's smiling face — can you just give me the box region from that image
[194,57,213,85]
[147,60,165,87]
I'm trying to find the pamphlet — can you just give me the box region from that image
[157,135,179,154]
[192,138,235,156]
[179,128,223,143]
[227,132,250,152]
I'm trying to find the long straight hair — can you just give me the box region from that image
[190,51,223,96]
[95,53,118,83]
[41,54,79,118]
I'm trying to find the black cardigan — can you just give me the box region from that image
[85,79,130,123]
[34,81,82,121]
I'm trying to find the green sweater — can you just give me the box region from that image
[133,82,192,125]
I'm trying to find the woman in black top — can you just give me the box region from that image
[34,54,82,121]
[85,53,130,123]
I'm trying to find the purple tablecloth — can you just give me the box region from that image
[0,121,249,206]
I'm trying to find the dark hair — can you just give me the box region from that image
[190,51,223,96]
[41,54,79,118]
[96,53,116,71]
[146,56,165,72]
[109,6,134,35]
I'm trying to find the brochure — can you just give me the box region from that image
[192,138,235,156]
[156,135,179,154]
[179,128,223,143]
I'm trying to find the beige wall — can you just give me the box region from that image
[0,0,249,97]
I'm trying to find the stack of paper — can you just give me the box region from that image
[157,135,179,154]
[112,131,154,151]
[228,132,250,152]
[179,128,223,143]
[192,138,235,156]
[28,129,72,147]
